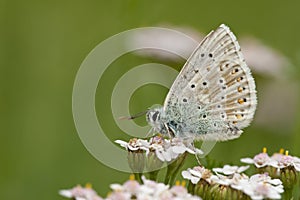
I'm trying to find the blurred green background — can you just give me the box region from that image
[1,0,300,199]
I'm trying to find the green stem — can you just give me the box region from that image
[164,152,188,185]
[148,170,160,181]
[134,173,142,183]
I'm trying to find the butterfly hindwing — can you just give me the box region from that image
[163,24,257,141]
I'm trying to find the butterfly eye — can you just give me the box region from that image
[208,53,213,58]
[152,111,160,121]
[190,84,195,89]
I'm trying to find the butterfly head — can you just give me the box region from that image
[146,107,170,135]
[146,108,162,125]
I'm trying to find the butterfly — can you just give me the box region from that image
[146,24,257,141]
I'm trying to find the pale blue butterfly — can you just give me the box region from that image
[146,24,257,141]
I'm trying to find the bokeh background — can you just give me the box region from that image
[1,0,300,199]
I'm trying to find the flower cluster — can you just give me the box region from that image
[59,146,300,200]
[182,165,284,200]
[241,148,300,172]
[116,136,202,162]
[241,148,300,190]
[109,176,201,200]
[59,183,103,200]
[60,175,201,200]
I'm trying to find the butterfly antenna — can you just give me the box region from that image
[119,110,149,120]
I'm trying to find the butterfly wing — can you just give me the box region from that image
[163,24,257,141]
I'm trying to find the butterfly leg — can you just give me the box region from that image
[164,123,175,139]
[195,151,202,166]
[186,139,203,166]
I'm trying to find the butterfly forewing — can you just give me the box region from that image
[163,24,257,141]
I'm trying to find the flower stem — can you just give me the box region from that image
[148,170,160,181]
[134,173,142,183]
[164,152,188,185]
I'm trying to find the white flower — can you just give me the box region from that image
[241,149,300,172]
[243,183,282,200]
[123,178,141,194]
[212,165,249,175]
[107,176,201,199]
[210,174,232,186]
[182,166,212,184]
[210,172,249,189]
[210,172,284,199]
[269,153,300,171]
[242,173,284,200]
[209,165,250,190]
[241,152,271,168]
[110,178,140,196]
[205,162,284,200]
[107,191,131,200]
[291,156,300,171]
[149,137,202,162]
[169,185,202,200]
[116,136,202,162]
[115,138,150,152]
[171,138,203,155]
[249,173,283,187]
[59,185,103,200]
[155,147,173,162]
[140,176,169,196]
